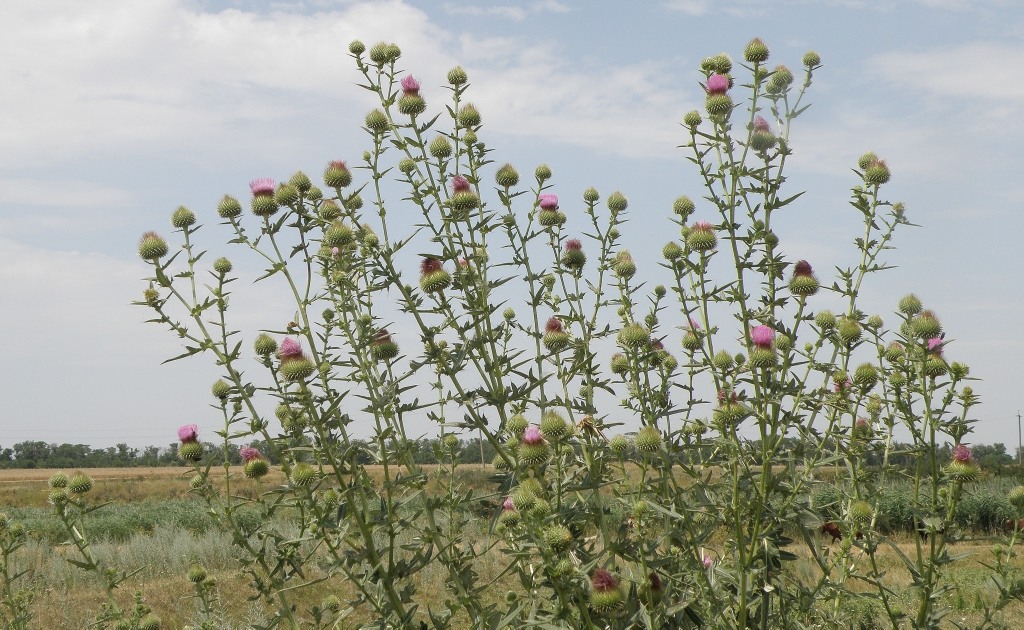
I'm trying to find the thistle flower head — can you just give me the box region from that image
[451,174,470,192]
[545,317,564,333]
[794,260,813,275]
[565,239,582,251]
[400,74,420,94]
[421,257,443,274]
[591,568,618,591]
[178,424,199,443]
[250,178,275,197]
[707,73,729,94]
[539,193,559,210]
[753,115,771,132]
[703,555,713,568]
[522,426,543,445]
[279,337,303,360]
[503,496,515,511]
[751,325,775,349]
[688,318,701,331]
[240,446,262,463]
[953,443,972,462]
[927,337,944,356]
[692,220,714,232]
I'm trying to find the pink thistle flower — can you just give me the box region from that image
[688,318,701,331]
[565,239,582,251]
[952,444,972,462]
[794,260,813,276]
[279,337,303,360]
[400,74,420,94]
[591,568,618,591]
[451,174,470,192]
[503,496,515,511]
[692,220,714,232]
[240,446,262,463]
[753,116,771,132]
[331,246,340,256]
[250,178,275,197]
[707,73,729,94]
[834,379,852,393]
[178,424,199,443]
[421,257,443,274]
[927,337,944,356]
[545,317,564,333]
[703,555,713,569]
[750,325,775,349]
[521,426,543,446]
[539,193,559,210]
[328,160,348,172]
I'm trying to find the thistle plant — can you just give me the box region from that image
[135,38,1003,628]
[0,513,32,630]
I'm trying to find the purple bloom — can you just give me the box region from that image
[279,337,303,360]
[522,426,543,445]
[503,496,515,511]
[451,174,470,192]
[591,568,618,591]
[178,424,199,443]
[240,446,262,463]
[750,325,775,349]
[707,73,729,94]
[952,444,972,462]
[400,75,420,94]
[250,178,275,197]
[703,555,713,569]
[753,116,771,132]
[927,337,943,356]
[538,193,559,210]
[688,318,701,331]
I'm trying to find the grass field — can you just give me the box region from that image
[2,466,1024,628]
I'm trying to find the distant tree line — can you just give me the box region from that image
[0,437,1020,472]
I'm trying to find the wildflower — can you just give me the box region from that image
[279,337,303,360]
[537,194,565,226]
[449,174,479,218]
[561,239,586,272]
[947,443,980,482]
[519,425,550,467]
[240,446,262,463]
[323,160,352,188]
[539,193,559,210]
[419,257,451,293]
[542,317,570,352]
[138,231,169,261]
[686,220,717,252]
[398,74,426,115]
[249,178,275,196]
[703,555,713,569]
[750,116,777,152]
[952,444,972,463]
[589,568,624,615]
[178,424,199,443]
[277,337,314,381]
[250,178,279,217]
[750,325,775,349]
[370,328,399,361]
[706,73,729,94]
[927,337,944,356]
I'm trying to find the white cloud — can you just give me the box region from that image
[0,178,133,208]
[443,1,570,21]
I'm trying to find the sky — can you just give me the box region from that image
[2,0,1023,451]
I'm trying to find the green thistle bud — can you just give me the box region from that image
[385,43,401,61]
[589,569,624,616]
[368,42,389,64]
[502,307,515,321]
[457,103,482,128]
[863,159,891,185]
[910,311,942,339]
[866,314,884,329]
[289,171,312,193]
[447,66,468,85]
[317,200,342,222]
[254,333,277,356]
[518,440,550,468]
[560,241,586,272]
[889,371,907,388]
[767,65,794,93]
[321,595,342,614]
[138,232,169,261]
[744,37,770,63]
[849,500,873,523]
[68,473,93,494]
[323,161,353,189]
[612,251,636,280]
[709,54,732,74]
[178,442,203,462]
[250,194,278,218]
[463,130,477,145]
[171,206,196,228]
[857,152,878,170]
[365,108,389,133]
[280,358,314,381]
[949,362,969,379]
[189,474,207,490]
[747,347,777,369]
[419,269,451,294]
[606,191,628,212]
[48,488,69,505]
[583,187,600,202]
[290,463,317,487]
[885,342,905,363]
[686,221,717,252]
[324,221,354,248]
[542,525,574,552]
[217,195,242,219]
[773,334,793,352]
[899,293,923,315]
[49,472,68,488]
[609,434,629,456]
[139,614,161,630]
[538,209,566,227]
[429,136,452,158]
[683,110,702,129]
[244,458,269,479]
[712,350,735,371]
[618,324,650,350]
[946,459,980,483]
[535,164,552,181]
[635,426,662,452]
[1008,486,1024,510]
[213,257,232,274]
[814,310,836,330]
[188,564,208,583]
[610,352,629,375]
[495,163,519,187]
[923,356,948,378]
[662,241,683,261]
[398,94,426,116]
[852,363,878,390]
[705,93,733,117]
[306,186,323,202]
[442,434,460,452]
[540,411,571,441]
[370,329,399,362]
[837,319,862,345]
[505,414,528,438]
[803,51,821,67]
[348,40,365,55]
[211,379,231,399]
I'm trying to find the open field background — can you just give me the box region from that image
[2,467,1024,627]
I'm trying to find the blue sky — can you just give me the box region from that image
[2,0,1023,450]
